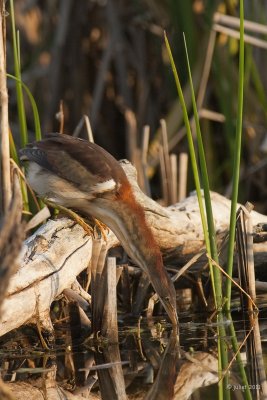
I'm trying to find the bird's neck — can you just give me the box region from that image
[87,179,177,326]
[106,182,167,279]
[114,184,176,302]
[84,180,159,268]
[116,183,160,253]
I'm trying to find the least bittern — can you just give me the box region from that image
[20,133,178,327]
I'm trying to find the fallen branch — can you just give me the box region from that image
[1,161,267,337]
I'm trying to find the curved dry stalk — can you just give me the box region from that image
[206,254,258,311]
[219,322,256,383]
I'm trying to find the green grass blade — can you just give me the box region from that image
[183,32,229,399]
[225,0,245,309]
[164,32,210,254]
[164,36,207,229]
[9,0,28,146]
[17,30,21,69]
[164,32,219,307]
[7,74,42,141]
[183,33,222,306]
[227,312,252,399]
[9,129,19,164]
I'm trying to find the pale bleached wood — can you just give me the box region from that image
[1,162,267,337]
[5,381,100,400]
[122,160,267,257]
[0,219,93,336]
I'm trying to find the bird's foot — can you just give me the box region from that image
[92,218,109,242]
[44,199,94,236]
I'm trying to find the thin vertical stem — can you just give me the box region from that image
[178,152,188,201]
[226,0,245,308]
[170,154,177,204]
[0,0,11,213]
[9,0,28,146]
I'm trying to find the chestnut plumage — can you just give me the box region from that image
[20,133,178,326]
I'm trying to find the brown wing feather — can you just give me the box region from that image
[21,133,129,192]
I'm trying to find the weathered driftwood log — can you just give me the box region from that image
[0,169,24,310]
[0,169,24,400]
[1,161,267,337]
[4,380,100,400]
[123,160,267,255]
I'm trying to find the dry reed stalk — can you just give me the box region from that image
[84,115,94,143]
[141,125,150,165]
[159,145,168,205]
[73,115,85,137]
[214,12,267,35]
[102,257,118,340]
[124,108,137,164]
[133,147,146,194]
[160,119,172,205]
[237,205,267,398]
[213,24,267,49]
[56,100,64,134]
[198,108,225,123]
[196,12,267,135]
[141,125,151,196]
[178,152,188,201]
[197,29,216,108]
[170,154,178,204]
[70,115,95,142]
[172,251,203,283]
[95,256,127,400]
[0,0,11,213]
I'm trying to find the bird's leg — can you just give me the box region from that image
[92,218,109,242]
[80,215,108,241]
[43,199,94,237]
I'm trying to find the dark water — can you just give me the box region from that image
[1,301,267,399]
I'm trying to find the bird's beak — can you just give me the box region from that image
[161,297,178,328]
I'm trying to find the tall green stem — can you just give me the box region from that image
[225,0,244,309]
[9,0,28,146]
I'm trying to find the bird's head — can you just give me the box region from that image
[150,255,178,327]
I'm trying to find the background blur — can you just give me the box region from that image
[8,0,267,212]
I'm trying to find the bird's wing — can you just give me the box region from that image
[20,133,127,195]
